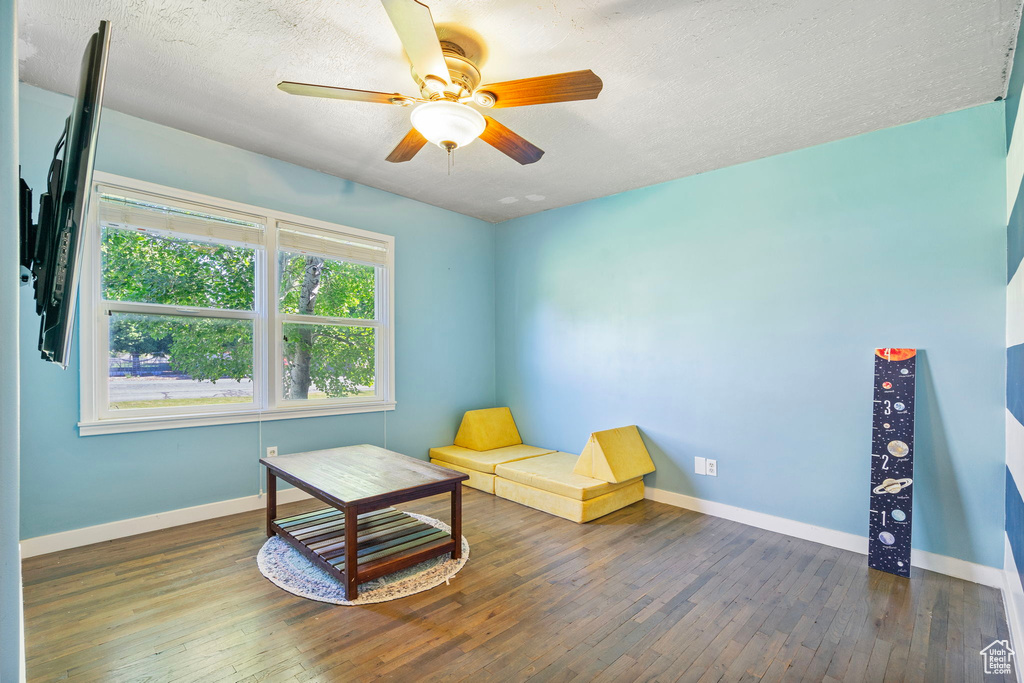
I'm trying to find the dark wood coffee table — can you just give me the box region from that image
[260,444,469,600]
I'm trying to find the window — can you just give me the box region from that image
[79,173,394,435]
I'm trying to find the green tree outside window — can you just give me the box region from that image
[103,228,377,400]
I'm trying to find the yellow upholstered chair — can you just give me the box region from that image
[453,407,523,451]
[573,425,656,482]
[494,425,654,523]
[430,408,555,493]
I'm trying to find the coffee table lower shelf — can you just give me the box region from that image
[270,506,456,597]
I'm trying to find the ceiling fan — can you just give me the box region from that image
[277,0,603,167]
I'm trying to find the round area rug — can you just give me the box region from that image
[257,512,469,605]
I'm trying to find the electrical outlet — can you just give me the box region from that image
[694,456,706,475]
[706,459,718,476]
[266,446,278,458]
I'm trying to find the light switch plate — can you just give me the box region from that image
[706,459,718,476]
[694,456,706,475]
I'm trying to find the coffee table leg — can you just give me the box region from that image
[451,483,462,560]
[345,504,359,600]
[266,471,277,537]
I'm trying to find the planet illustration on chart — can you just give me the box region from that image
[882,381,892,389]
[900,369,909,375]
[873,477,913,495]
[883,423,891,429]
[894,402,905,411]
[879,531,896,545]
[887,440,909,457]
[891,509,906,522]
[897,561,904,567]
[875,348,916,361]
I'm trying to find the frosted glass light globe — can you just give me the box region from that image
[410,101,486,149]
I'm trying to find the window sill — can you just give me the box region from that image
[78,401,397,436]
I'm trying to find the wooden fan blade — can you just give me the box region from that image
[386,128,429,163]
[479,116,544,165]
[478,69,603,108]
[381,0,451,89]
[278,81,418,105]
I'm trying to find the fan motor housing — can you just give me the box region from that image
[414,42,481,100]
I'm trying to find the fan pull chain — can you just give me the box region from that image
[440,140,457,175]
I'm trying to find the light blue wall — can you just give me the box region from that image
[495,102,1007,567]
[18,79,1010,571]
[1,0,24,678]
[18,84,496,539]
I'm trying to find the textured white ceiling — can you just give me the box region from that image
[17,0,1023,222]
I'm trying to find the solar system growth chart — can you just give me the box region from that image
[868,348,917,577]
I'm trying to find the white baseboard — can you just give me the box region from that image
[645,487,1003,588]
[19,488,312,559]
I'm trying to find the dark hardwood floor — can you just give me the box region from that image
[22,490,1012,682]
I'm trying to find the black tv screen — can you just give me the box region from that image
[21,21,110,368]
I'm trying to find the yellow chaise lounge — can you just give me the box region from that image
[429,407,555,494]
[494,426,655,523]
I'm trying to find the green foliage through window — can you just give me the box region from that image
[109,313,253,383]
[102,225,379,406]
[278,251,375,319]
[282,323,375,399]
[278,251,377,400]
[102,227,255,310]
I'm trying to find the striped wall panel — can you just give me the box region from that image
[1008,220,1024,608]
[1009,194,1024,285]
[1008,343,1024,424]
[1008,468,1024,593]
[1007,18,1024,661]
[1008,33,1024,150]
[1008,250,1024,604]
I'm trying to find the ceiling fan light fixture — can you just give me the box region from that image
[410,101,486,149]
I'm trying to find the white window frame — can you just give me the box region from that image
[78,172,395,436]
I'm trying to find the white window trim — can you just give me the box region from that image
[78,172,396,436]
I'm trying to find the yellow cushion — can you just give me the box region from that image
[429,459,496,494]
[573,425,656,483]
[429,444,554,474]
[494,477,645,523]
[453,407,523,451]
[495,452,640,501]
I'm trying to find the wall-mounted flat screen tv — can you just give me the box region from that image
[20,20,110,368]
